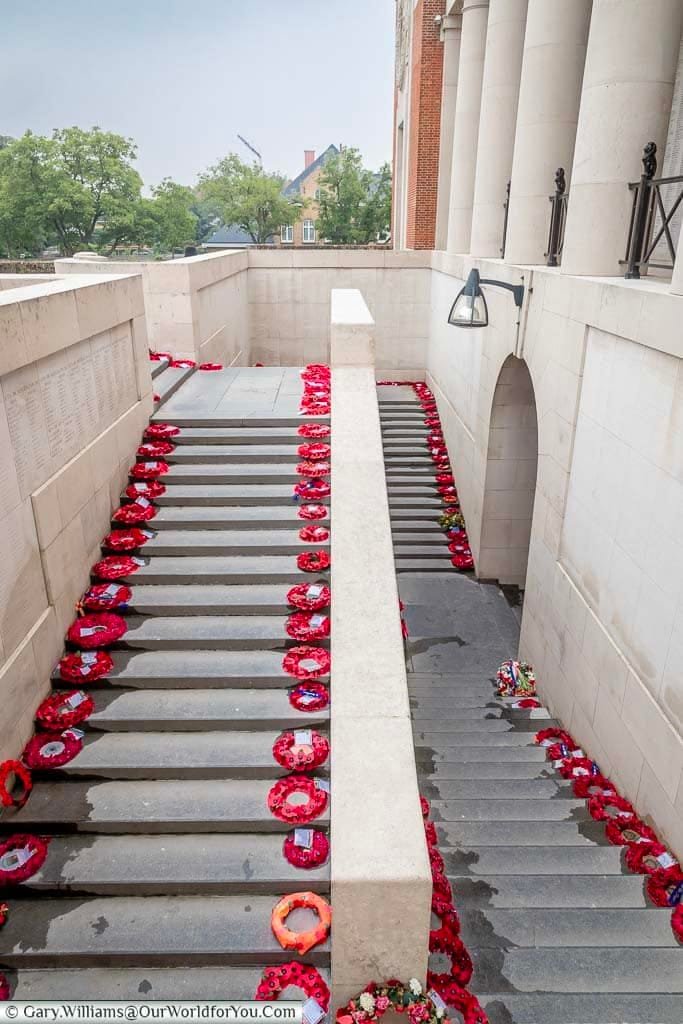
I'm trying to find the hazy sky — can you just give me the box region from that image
[2,0,396,187]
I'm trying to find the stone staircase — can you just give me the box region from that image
[378,388,683,1024]
[0,367,331,999]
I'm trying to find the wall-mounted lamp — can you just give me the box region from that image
[447,268,524,329]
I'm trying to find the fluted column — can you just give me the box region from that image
[435,14,463,250]
[562,0,683,276]
[504,0,591,265]
[446,0,490,254]
[469,0,528,258]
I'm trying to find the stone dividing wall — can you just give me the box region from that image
[0,273,152,761]
[427,253,683,858]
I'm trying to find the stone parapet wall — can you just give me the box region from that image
[0,273,152,760]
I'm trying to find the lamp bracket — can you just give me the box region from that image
[479,278,524,308]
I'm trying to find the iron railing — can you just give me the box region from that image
[500,180,511,258]
[545,168,568,267]
[622,141,683,279]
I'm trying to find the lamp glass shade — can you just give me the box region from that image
[448,288,488,328]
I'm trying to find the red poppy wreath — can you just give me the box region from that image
[169,358,196,368]
[428,927,473,986]
[92,555,144,580]
[282,646,330,680]
[297,504,328,521]
[288,682,330,712]
[144,423,180,440]
[587,792,635,822]
[199,362,223,371]
[672,904,683,944]
[297,424,330,439]
[0,834,49,885]
[129,460,169,480]
[297,443,331,461]
[58,650,113,684]
[23,731,83,769]
[103,528,154,552]
[125,480,166,501]
[285,612,330,642]
[299,525,330,543]
[0,761,32,809]
[296,461,331,478]
[272,730,330,771]
[286,584,331,612]
[297,550,330,573]
[137,441,175,458]
[267,775,328,823]
[80,583,132,612]
[255,963,330,1009]
[66,613,127,649]
[282,829,330,869]
[35,690,94,731]
[112,502,158,525]
[294,480,330,500]
[605,815,658,848]
[646,865,683,907]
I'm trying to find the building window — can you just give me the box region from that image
[303,220,316,243]
[315,187,321,201]
[281,225,293,243]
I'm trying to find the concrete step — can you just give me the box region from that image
[458,908,678,949]
[1,778,328,834]
[116,583,315,616]
[0,896,330,967]
[109,530,329,557]
[34,730,329,781]
[449,873,648,909]
[163,445,304,464]
[440,845,626,875]
[424,778,573,800]
[79,614,321,652]
[52,650,325,688]
[132,506,329,530]
[389,521,443,532]
[411,704,552,720]
[14,833,329,896]
[417,731,545,747]
[154,485,326,507]
[477,993,683,1024]
[82,688,329,731]
[7,966,331,1001]
[427,798,588,821]
[157,464,316,485]
[153,366,195,408]
[389,497,441,508]
[396,559,457,572]
[150,357,169,379]
[433,819,610,847]
[155,415,330,429]
[468,947,682,992]
[414,720,546,735]
[392,546,446,559]
[174,427,309,445]
[93,555,329,585]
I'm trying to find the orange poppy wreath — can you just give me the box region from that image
[270,891,331,954]
[272,730,329,771]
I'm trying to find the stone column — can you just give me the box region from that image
[469,0,528,258]
[671,219,683,294]
[446,0,490,254]
[435,14,462,250]
[562,0,683,276]
[504,0,591,265]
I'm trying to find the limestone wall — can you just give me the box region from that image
[0,273,152,760]
[58,251,249,367]
[247,249,431,379]
[427,254,683,857]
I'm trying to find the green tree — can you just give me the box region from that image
[148,179,198,252]
[190,195,223,244]
[316,148,392,244]
[199,154,301,244]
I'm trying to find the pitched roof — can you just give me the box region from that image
[204,224,274,247]
[282,144,340,197]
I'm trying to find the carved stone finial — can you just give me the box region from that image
[555,168,566,195]
[642,142,657,179]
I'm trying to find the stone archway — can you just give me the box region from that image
[478,355,538,588]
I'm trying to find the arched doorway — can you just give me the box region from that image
[478,355,538,588]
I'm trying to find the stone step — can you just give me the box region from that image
[76,614,321,652]
[396,560,457,572]
[106,530,329,558]
[418,746,555,765]
[391,546,446,559]
[14,833,329,896]
[155,415,330,429]
[416,731,545,747]
[82,688,329,731]
[413,720,546,735]
[92,555,329,585]
[174,427,305,445]
[449,873,648,909]
[440,845,626,875]
[154,485,325,507]
[7,966,331,1001]
[150,357,169,379]
[458,908,678,949]
[477,993,683,1024]
[163,445,304,464]
[427,797,588,821]
[0,896,330,968]
[433,820,610,847]
[424,763,557,781]
[52,650,323,688]
[411,704,552,720]
[389,497,441,508]
[0,778,327,834]
[389,508,442,520]
[468,947,682,992]
[157,464,314,485]
[116,583,313,616]
[153,366,195,408]
[423,778,573,800]
[32,730,329,781]
[390,521,443,532]
[129,506,329,530]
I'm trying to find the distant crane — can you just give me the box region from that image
[237,135,262,165]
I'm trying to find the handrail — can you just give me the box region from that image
[500,180,511,259]
[622,141,683,278]
[545,168,568,267]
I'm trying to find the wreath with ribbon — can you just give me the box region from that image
[169,358,196,368]
[137,441,175,458]
[35,690,94,731]
[23,730,83,769]
[129,460,169,480]
[297,504,328,521]
[424,416,441,428]
[605,816,658,848]
[438,510,465,530]
[428,928,473,986]
[92,555,143,580]
[125,481,166,501]
[448,540,470,556]
[435,473,453,484]
[0,834,49,885]
[451,553,474,571]
[587,792,635,822]
[285,612,330,642]
[286,584,331,612]
[103,528,153,552]
[255,963,330,1009]
[300,405,330,417]
[272,731,329,771]
[296,551,330,573]
[199,362,223,371]
[288,682,330,713]
[496,660,536,697]
[0,760,32,808]
[66,613,127,649]
[303,363,330,376]
[80,583,132,612]
[282,646,330,680]
[112,503,158,525]
[144,423,180,440]
[270,891,331,954]
[150,351,173,362]
[294,480,331,501]
[303,382,330,396]
[296,461,331,478]
[557,757,599,782]
[267,775,328,823]
[299,525,330,544]
[297,424,330,439]
[282,829,330,869]
[646,866,683,907]
[439,485,457,497]
[625,841,674,876]
[297,443,331,461]
[572,772,616,800]
[535,728,573,748]
[58,650,113,683]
